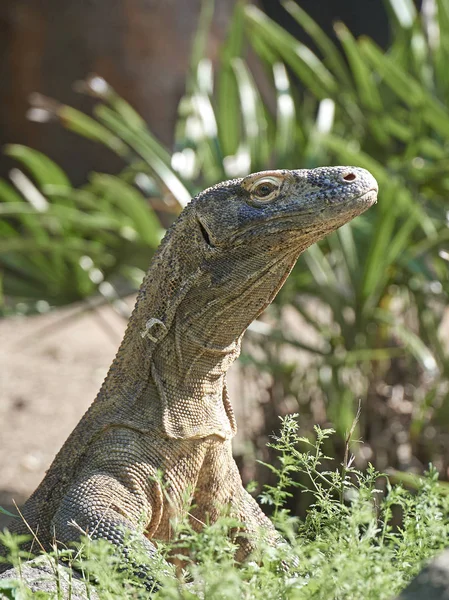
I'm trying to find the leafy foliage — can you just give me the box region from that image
[237,0,449,475]
[0,87,185,314]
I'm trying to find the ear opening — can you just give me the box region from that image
[197,218,214,247]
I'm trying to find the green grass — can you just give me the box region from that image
[1,415,448,599]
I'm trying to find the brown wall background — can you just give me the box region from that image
[0,0,235,184]
[0,0,410,184]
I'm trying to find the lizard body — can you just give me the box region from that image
[1,167,377,581]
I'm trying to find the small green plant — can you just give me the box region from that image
[2,415,448,599]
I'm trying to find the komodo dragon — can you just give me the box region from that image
[0,166,377,586]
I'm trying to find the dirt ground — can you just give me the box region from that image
[0,301,132,528]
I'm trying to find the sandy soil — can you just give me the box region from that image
[0,301,131,528]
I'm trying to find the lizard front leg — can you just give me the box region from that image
[52,470,169,589]
[194,441,289,564]
[231,485,288,563]
[50,424,174,590]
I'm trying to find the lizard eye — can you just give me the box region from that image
[250,177,281,202]
[255,183,275,197]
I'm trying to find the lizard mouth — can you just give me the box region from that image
[355,188,378,206]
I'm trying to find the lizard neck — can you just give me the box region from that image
[149,328,242,439]
[102,210,301,440]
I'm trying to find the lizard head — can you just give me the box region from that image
[193,166,377,251]
[173,165,378,342]
[138,166,377,335]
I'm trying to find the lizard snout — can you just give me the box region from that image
[303,166,378,210]
[337,167,378,193]
[334,167,379,201]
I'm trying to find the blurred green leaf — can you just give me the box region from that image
[375,308,438,374]
[334,23,382,112]
[245,5,337,98]
[95,105,192,207]
[89,174,163,246]
[281,0,352,87]
[4,145,71,190]
[58,105,130,157]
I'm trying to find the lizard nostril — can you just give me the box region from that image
[342,172,357,182]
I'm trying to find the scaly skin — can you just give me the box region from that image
[1,167,377,583]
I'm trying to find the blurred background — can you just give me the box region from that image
[1,0,449,523]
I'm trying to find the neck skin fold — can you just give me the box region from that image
[105,218,304,439]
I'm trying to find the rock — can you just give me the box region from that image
[0,557,99,599]
[396,550,449,600]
